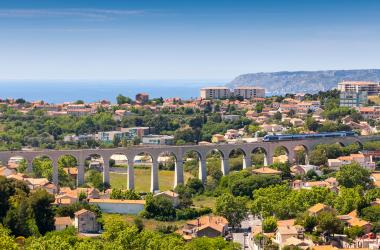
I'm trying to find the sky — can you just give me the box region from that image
[0,0,380,81]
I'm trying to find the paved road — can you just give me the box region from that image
[233,215,262,250]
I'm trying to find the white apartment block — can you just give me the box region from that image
[338,81,380,96]
[200,86,265,99]
[200,87,231,99]
[233,86,265,99]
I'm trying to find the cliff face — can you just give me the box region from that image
[228,69,380,95]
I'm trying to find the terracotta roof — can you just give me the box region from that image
[55,216,72,226]
[74,209,93,216]
[88,198,145,204]
[277,219,295,227]
[308,203,330,214]
[277,225,298,235]
[187,215,228,234]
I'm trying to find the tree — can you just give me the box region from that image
[361,205,380,223]
[0,226,18,250]
[295,212,317,233]
[336,163,373,189]
[255,103,264,113]
[344,226,364,240]
[262,216,277,233]
[28,189,55,235]
[309,148,327,166]
[334,186,363,214]
[185,178,204,195]
[316,211,343,235]
[215,193,248,228]
[142,194,176,221]
[133,217,144,232]
[116,94,132,105]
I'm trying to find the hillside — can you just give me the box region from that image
[228,69,380,95]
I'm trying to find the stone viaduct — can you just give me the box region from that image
[0,135,378,192]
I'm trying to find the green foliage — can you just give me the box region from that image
[54,202,102,218]
[336,163,373,189]
[262,216,277,233]
[116,94,132,105]
[110,188,141,200]
[344,226,364,240]
[215,193,248,228]
[176,207,212,220]
[142,194,176,221]
[361,205,380,223]
[0,176,30,219]
[250,184,336,219]
[316,211,343,235]
[0,225,19,250]
[220,170,282,197]
[185,178,205,195]
[363,141,380,150]
[295,212,317,233]
[2,186,54,237]
[334,186,363,214]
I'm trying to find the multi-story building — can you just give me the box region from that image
[96,131,126,142]
[233,86,265,99]
[200,87,230,99]
[338,81,380,96]
[339,91,368,107]
[142,135,174,145]
[120,127,151,139]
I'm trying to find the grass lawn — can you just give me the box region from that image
[110,169,193,192]
[102,213,187,231]
[192,195,217,210]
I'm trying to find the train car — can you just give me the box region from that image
[263,131,356,142]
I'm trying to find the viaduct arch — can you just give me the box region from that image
[0,136,377,192]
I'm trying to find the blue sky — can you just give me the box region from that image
[0,0,379,81]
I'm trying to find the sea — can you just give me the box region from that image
[0,80,226,103]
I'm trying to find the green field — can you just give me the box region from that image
[110,169,193,192]
[102,213,187,231]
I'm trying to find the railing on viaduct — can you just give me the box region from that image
[0,136,378,192]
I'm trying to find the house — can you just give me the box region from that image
[274,225,306,249]
[211,134,226,143]
[88,199,145,214]
[252,167,281,175]
[154,190,180,207]
[308,203,333,216]
[290,118,305,127]
[54,216,73,231]
[178,215,228,240]
[74,209,99,233]
[283,237,314,250]
[338,210,372,234]
[0,166,16,177]
[63,167,78,179]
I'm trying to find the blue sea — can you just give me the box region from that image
[0,80,226,103]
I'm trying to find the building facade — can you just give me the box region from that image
[200,87,231,99]
[233,86,265,99]
[339,91,368,107]
[338,81,379,96]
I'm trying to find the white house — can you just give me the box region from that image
[88,199,145,214]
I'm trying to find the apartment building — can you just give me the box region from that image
[200,87,231,99]
[339,91,368,108]
[338,81,380,96]
[233,86,265,99]
[142,134,174,145]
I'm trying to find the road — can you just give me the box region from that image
[232,215,262,250]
